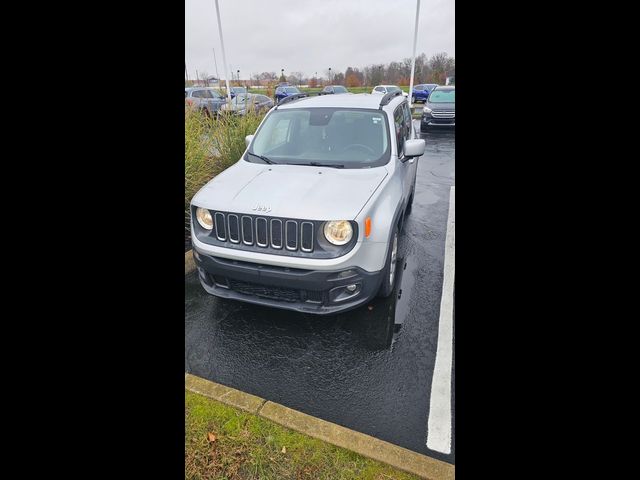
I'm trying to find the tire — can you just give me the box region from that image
[377,225,400,298]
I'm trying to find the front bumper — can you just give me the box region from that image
[421,117,455,129]
[192,248,384,315]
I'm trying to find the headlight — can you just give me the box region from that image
[195,207,213,230]
[324,220,353,245]
[423,107,432,114]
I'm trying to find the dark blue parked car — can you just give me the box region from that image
[411,83,438,103]
[275,85,304,103]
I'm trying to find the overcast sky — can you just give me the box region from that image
[185,0,454,81]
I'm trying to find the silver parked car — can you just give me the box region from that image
[220,93,274,115]
[185,87,226,116]
[190,91,425,314]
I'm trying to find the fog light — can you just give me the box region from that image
[329,283,362,303]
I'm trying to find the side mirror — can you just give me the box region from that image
[245,135,254,147]
[403,139,426,159]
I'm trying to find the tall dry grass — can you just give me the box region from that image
[185,106,265,234]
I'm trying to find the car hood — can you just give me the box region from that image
[192,160,388,220]
[427,101,455,110]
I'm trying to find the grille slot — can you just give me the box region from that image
[301,222,314,252]
[241,216,253,245]
[227,214,240,243]
[214,213,226,241]
[285,220,298,251]
[271,219,283,249]
[256,217,268,247]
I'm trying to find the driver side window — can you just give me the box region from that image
[394,106,405,155]
[394,103,412,156]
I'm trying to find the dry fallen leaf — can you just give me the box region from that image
[207,432,217,443]
[281,446,287,454]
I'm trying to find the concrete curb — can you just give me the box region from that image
[185,249,195,275]
[185,373,454,480]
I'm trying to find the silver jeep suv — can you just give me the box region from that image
[190,91,425,314]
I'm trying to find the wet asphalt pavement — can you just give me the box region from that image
[185,122,455,464]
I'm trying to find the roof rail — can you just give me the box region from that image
[378,90,403,109]
[276,93,309,107]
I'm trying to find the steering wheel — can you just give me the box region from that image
[341,143,376,155]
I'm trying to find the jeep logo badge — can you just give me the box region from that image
[252,204,272,213]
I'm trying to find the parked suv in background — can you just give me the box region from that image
[411,84,438,103]
[275,85,304,103]
[372,85,408,97]
[185,87,226,116]
[319,85,349,95]
[190,91,425,314]
[421,85,455,132]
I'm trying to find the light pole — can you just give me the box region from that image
[328,67,332,84]
[237,70,240,87]
[281,69,284,82]
[213,0,232,101]
[408,0,421,109]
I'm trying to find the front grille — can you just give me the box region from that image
[229,279,299,302]
[431,110,455,118]
[194,209,358,259]
[210,212,314,253]
[214,276,323,304]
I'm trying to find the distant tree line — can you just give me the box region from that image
[254,52,454,87]
[187,52,455,88]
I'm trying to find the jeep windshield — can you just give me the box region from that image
[246,108,390,168]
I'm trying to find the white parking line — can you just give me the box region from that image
[426,186,455,454]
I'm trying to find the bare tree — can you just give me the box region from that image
[428,53,455,84]
[199,70,209,86]
[289,71,304,86]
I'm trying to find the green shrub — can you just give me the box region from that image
[185,106,264,234]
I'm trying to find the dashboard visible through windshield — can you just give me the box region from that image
[246,108,391,168]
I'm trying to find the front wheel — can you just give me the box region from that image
[377,226,399,298]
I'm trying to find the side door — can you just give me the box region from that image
[209,90,225,111]
[191,89,204,108]
[201,89,216,111]
[393,102,415,206]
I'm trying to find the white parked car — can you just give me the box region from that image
[371,85,408,97]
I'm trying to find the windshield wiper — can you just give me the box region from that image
[247,152,277,164]
[289,162,345,168]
